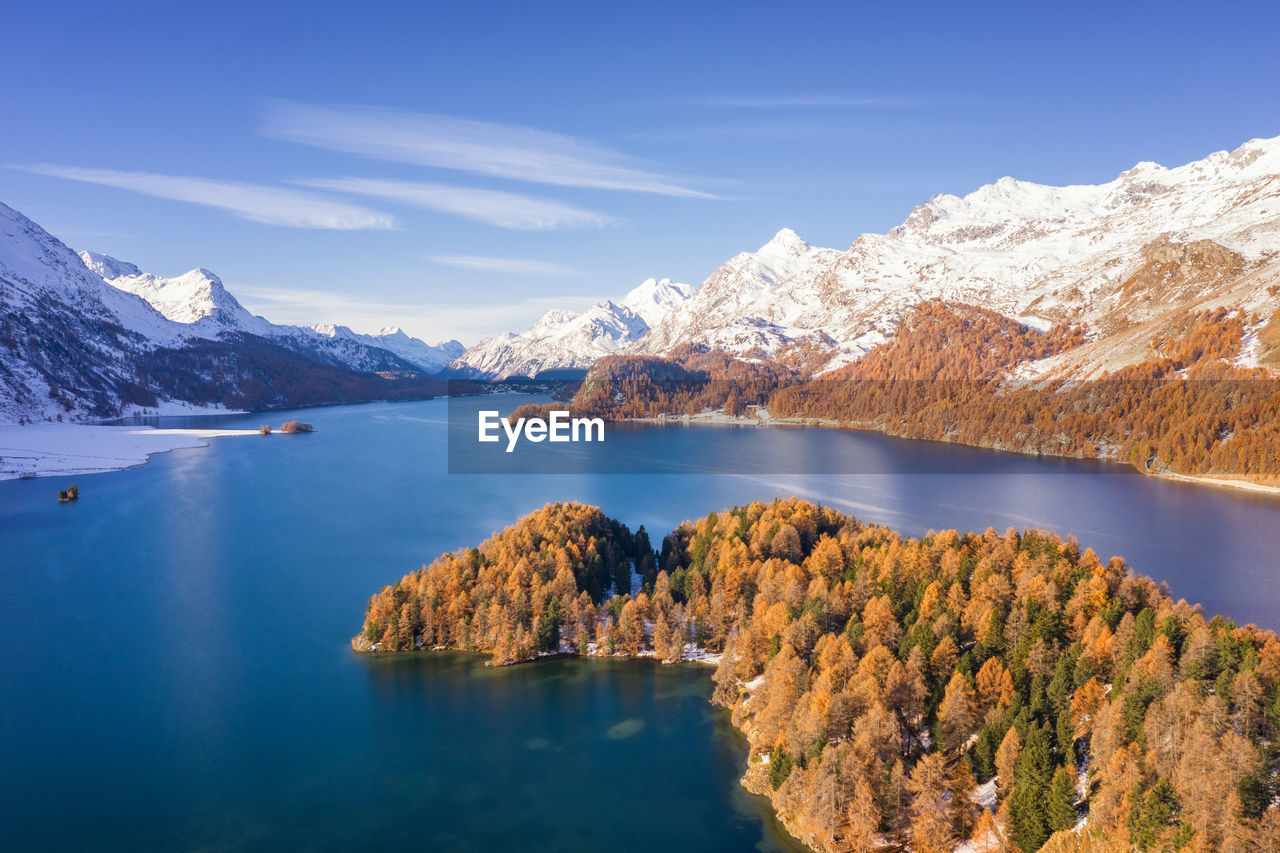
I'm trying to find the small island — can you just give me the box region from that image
[355,499,1280,852]
[57,483,79,503]
[280,420,314,434]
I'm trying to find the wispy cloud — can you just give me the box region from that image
[675,94,914,108]
[429,255,582,276]
[15,164,397,230]
[235,285,597,345]
[298,177,613,230]
[260,99,716,198]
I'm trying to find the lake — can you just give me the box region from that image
[2,395,1278,851]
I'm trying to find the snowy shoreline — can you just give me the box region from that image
[1148,468,1280,496]
[0,423,262,482]
[116,401,249,418]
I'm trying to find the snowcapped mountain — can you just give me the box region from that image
[81,251,462,375]
[635,228,844,358]
[0,203,456,423]
[79,250,142,281]
[8,131,1280,422]
[308,323,464,374]
[81,251,274,335]
[448,278,692,379]
[637,137,1280,372]
[0,203,185,422]
[618,278,693,327]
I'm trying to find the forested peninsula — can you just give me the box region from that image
[355,500,1280,852]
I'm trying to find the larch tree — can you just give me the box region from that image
[907,752,955,853]
[994,723,1022,800]
[845,773,881,853]
[938,671,978,753]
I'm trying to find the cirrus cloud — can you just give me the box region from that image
[14,164,397,230]
[428,255,582,276]
[298,177,613,230]
[260,99,716,198]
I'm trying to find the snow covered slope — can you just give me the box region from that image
[78,250,141,281]
[449,277,691,379]
[1,202,461,423]
[81,251,462,374]
[635,228,844,357]
[308,324,464,374]
[0,203,186,422]
[81,251,273,335]
[638,136,1280,370]
[619,278,693,328]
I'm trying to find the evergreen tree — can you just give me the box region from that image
[1008,724,1053,851]
[1055,706,1077,767]
[535,596,562,653]
[1128,779,1179,851]
[1047,764,1078,833]
[768,744,792,790]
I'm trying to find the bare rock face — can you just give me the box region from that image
[1099,237,1248,333]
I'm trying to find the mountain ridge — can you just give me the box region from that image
[446,277,692,379]
[80,250,464,374]
[0,205,449,423]
[631,135,1280,374]
[6,132,1280,421]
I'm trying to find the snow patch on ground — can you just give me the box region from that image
[0,423,261,481]
[956,830,999,853]
[972,779,998,811]
[683,646,723,665]
[1236,318,1265,368]
[119,401,249,417]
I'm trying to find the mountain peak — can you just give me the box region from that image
[535,308,580,328]
[759,227,809,255]
[311,322,359,338]
[79,250,142,281]
[620,276,693,328]
[190,268,222,284]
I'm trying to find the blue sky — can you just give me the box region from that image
[4,0,1279,344]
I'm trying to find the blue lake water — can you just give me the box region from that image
[2,395,1278,851]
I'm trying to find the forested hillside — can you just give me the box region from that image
[572,344,800,420]
[356,500,1280,852]
[138,334,454,412]
[566,301,1280,484]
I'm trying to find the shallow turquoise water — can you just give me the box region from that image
[2,396,1278,850]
